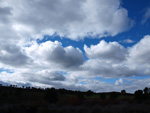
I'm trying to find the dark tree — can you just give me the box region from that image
[121,90,126,95]
[143,87,149,99]
[134,90,143,100]
[143,87,149,94]
[86,90,94,97]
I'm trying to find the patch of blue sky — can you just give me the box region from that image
[58,71,68,76]
[92,77,118,84]
[79,81,87,85]
[78,77,88,85]
[0,68,14,73]
[130,75,150,80]
[91,76,136,85]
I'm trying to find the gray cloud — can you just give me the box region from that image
[0,7,11,15]
[20,70,88,91]
[0,44,29,67]
[49,46,84,68]
[47,71,66,81]
[0,6,12,23]
[23,71,66,83]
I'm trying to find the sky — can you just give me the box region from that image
[0,0,150,93]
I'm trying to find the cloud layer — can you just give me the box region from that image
[0,0,133,41]
[0,0,150,93]
[0,35,150,93]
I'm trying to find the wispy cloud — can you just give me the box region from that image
[142,8,150,24]
[120,39,135,44]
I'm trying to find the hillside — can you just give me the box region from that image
[0,85,150,113]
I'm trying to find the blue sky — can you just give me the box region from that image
[0,0,150,93]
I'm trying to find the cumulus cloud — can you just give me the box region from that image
[81,59,138,78]
[126,35,150,75]
[0,39,85,91]
[84,40,127,63]
[82,35,150,78]
[25,41,84,69]
[0,0,133,41]
[127,35,150,65]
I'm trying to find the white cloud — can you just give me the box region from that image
[82,35,150,78]
[126,35,150,75]
[25,41,84,69]
[127,35,150,65]
[81,59,137,78]
[84,40,127,63]
[0,0,133,41]
[115,78,123,85]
